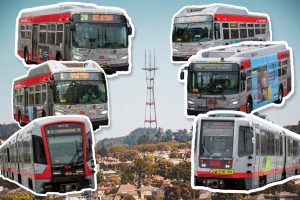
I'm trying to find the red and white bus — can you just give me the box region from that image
[16,3,133,74]
[180,42,293,115]
[13,61,109,130]
[0,115,96,194]
[172,4,271,61]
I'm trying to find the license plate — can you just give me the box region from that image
[209,169,234,175]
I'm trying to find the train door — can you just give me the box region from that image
[254,127,262,187]
[64,23,71,61]
[32,25,39,62]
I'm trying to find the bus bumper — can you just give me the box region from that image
[187,107,240,116]
[172,55,190,61]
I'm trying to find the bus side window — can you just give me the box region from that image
[222,23,229,40]
[214,23,221,40]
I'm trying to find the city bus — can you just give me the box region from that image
[171,4,271,61]
[179,42,292,115]
[16,3,134,74]
[13,61,109,130]
[0,115,96,194]
[192,111,300,190]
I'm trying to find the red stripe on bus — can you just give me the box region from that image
[196,166,300,179]
[277,50,290,60]
[14,72,52,89]
[19,12,71,24]
[214,14,268,23]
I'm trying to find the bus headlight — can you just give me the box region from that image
[53,170,62,175]
[100,110,108,115]
[121,55,128,60]
[73,53,85,61]
[173,48,178,52]
[229,99,238,105]
[55,111,64,116]
[188,100,195,105]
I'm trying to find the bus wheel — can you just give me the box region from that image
[275,86,283,104]
[24,48,30,64]
[246,97,252,113]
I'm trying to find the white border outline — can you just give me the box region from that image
[177,41,294,119]
[191,110,300,194]
[10,60,111,131]
[14,2,135,78]
[169,3,273,64]
[0,115,98,196]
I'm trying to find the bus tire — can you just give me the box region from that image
[246,97,253,113]
[24,48,30,64]
[275,86,283,104]
[56,52,63,61]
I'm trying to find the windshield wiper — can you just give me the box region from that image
[202,143,213,158]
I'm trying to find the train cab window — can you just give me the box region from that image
[32,135,47,164]
[86,132,93,161]
[238,126,253,156]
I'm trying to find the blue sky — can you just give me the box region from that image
[0,1,299,142]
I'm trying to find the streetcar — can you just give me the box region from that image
[193,111,300,190]
[0,115,96,194]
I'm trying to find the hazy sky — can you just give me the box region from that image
[0,0,299,142]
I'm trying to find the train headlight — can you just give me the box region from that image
[53,170,62,175]
[73,53,85,61]
[225,164,230,168]
[121,55,128,60]
[201,163,206,168]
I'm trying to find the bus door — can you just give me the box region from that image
[32,25,39,61]
[274,134,280,181]
[239,69,249,110]
[254,127,262,186]
[64,23,71,61]
[213,22,222,46]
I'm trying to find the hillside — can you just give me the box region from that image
[97,127,192,147]
[0,123,19,141]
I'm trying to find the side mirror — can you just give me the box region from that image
[128,26,132,35]
[241,72,246,81]
[180,71,185,80]
[70,22,76,32]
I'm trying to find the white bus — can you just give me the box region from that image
[172,4,271,61]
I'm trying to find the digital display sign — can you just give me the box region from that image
[53,72,101,81]
[45,123,82,136]
[174,15,213,23]
[73,14,127,23]
[202,121,234,129]
[192,63,239,71]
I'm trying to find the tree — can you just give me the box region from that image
[134,155,157,187]
[170,161,191,182]
[123,195,135,200]
[121,165,135,184]
[97,147,109,157]
[164,185,181,200]
[156,159,174,179]
[137,134,151,145]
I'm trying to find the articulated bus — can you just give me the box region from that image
[180,42,292,115]
[193,111,300,190]
[0,115,96,194]
[17,3,133,74]
[172,4,270,61]
[13,61,109,130]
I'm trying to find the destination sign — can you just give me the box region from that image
[73,14,127,23]
[53,72,101,81]
[45,123,82,136]
[202,121,234,129]
[174,15,213,23]
[192,63,239,71]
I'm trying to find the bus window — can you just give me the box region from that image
[239,24,247,39]
[279,135,283,156]
[247,24,254,37]
[230,23,239,39]
[247,77,252,91]
[39,25,47,44]
[29,86,35,105]
[47,24,56,45]
[222,23,230,40]
[25,25,32,40]
[20,25,26,39]
[261,24,267,34]
[35,85,42,105]
[238,126,253,157]
[214,23,221,40]
[56,24,64,46]
[255,24,261,35]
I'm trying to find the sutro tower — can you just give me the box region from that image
[143,50,158,132]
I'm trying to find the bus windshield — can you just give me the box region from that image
[54,80,107,104]
[200,121,234,158]
[45,123,83,165]
[72,23,127,49]
[172,22,212,42]
[188,71,239,95]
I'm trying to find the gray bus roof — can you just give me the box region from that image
[176,5,251,18]
[15,61,104,82]
[201,111,300,141]
[20,4,124,18]
[191,43,287,63]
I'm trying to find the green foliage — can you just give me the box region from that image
[0,192,34,200]
[137,134,151,145]
[97,147,109,157]
[170,161,191,182]
[156,160,174,178]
